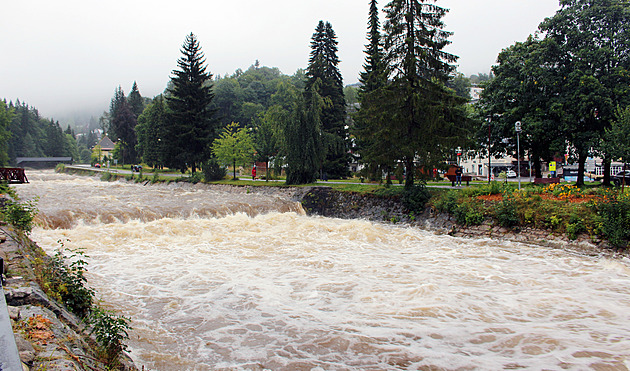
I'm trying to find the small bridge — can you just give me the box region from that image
[0,168,28,184]
[16,157,72,169]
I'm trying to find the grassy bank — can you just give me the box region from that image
[431,182,630,250]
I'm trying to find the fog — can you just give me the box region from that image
[1,0,559,121]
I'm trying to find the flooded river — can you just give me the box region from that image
[16,171,630,370]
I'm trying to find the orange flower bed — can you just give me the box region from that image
[476,193,598,203]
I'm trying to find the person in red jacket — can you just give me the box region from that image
[252,165,257,180]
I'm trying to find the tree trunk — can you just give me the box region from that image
[602,156,611,186]
[404,157,415,188]
[534,157,542,179]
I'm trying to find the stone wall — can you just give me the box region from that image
[300,187,625,258]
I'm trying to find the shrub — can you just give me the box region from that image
[434,190,459,214]
[89,307,131,366]
[55,163,66,172]
[494,194,519,228]
[598,197,630,248]
[566,222,584,240]
[42,243,95,318]
[190,172,203,184]
[100,172,113,181]
[402,183,431,213]
[453,201,484,226]
[2,197,38,234]
[203,159,227,181]
[151,169,160,184]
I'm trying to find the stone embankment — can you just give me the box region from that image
[300,186,625,258]
[1,228,135,371]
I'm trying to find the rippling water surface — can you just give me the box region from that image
[17,171,630,370]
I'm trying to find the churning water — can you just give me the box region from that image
[16,171,630,370]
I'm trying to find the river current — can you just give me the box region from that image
[15,171,630,370]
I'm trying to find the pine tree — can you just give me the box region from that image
[380,0,468,188]
[108,86,126,140]
[0,100,13,166]
[128,81,144,119]
[111,101,138,164]
[354,0,393,181]
[305,21,348,179]
[136,95,168,168]
[359,0,387,96]
[166,32,217,173]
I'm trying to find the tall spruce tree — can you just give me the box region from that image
[108,86,126,139]
[0,101,13,166]
[354,0,394,181]
[111,101,138,164]
[128,81,144,119]
[380,0,468,188]
[359,0,387,96]
[305,21,349,179]
[166,33,217,173]
[136,95,168,168]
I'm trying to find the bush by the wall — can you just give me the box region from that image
[494,194,519,228]
[599,197,630,248]
[203,159,227,181]
[402,184,431,213]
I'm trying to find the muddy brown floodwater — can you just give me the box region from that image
[16,171,630,370]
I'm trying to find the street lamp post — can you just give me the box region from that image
[487,117,492,183]
[515,121,522,190]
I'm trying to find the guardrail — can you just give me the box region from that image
[0,257,23,370]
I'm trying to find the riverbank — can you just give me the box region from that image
[1,226,136,370]
[300,185,628,259]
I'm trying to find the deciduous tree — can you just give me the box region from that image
[211,122,255,179]
[285,88,324,185]
[539,0,630,185]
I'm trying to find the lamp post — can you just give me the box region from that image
[515,121,522,190]
[487,116,492,183]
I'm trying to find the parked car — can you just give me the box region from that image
[506,169,517,178]
[612,170,630,186]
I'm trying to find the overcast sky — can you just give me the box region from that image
[1,0,560,120]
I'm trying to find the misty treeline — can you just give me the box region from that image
[0,98,94,165]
